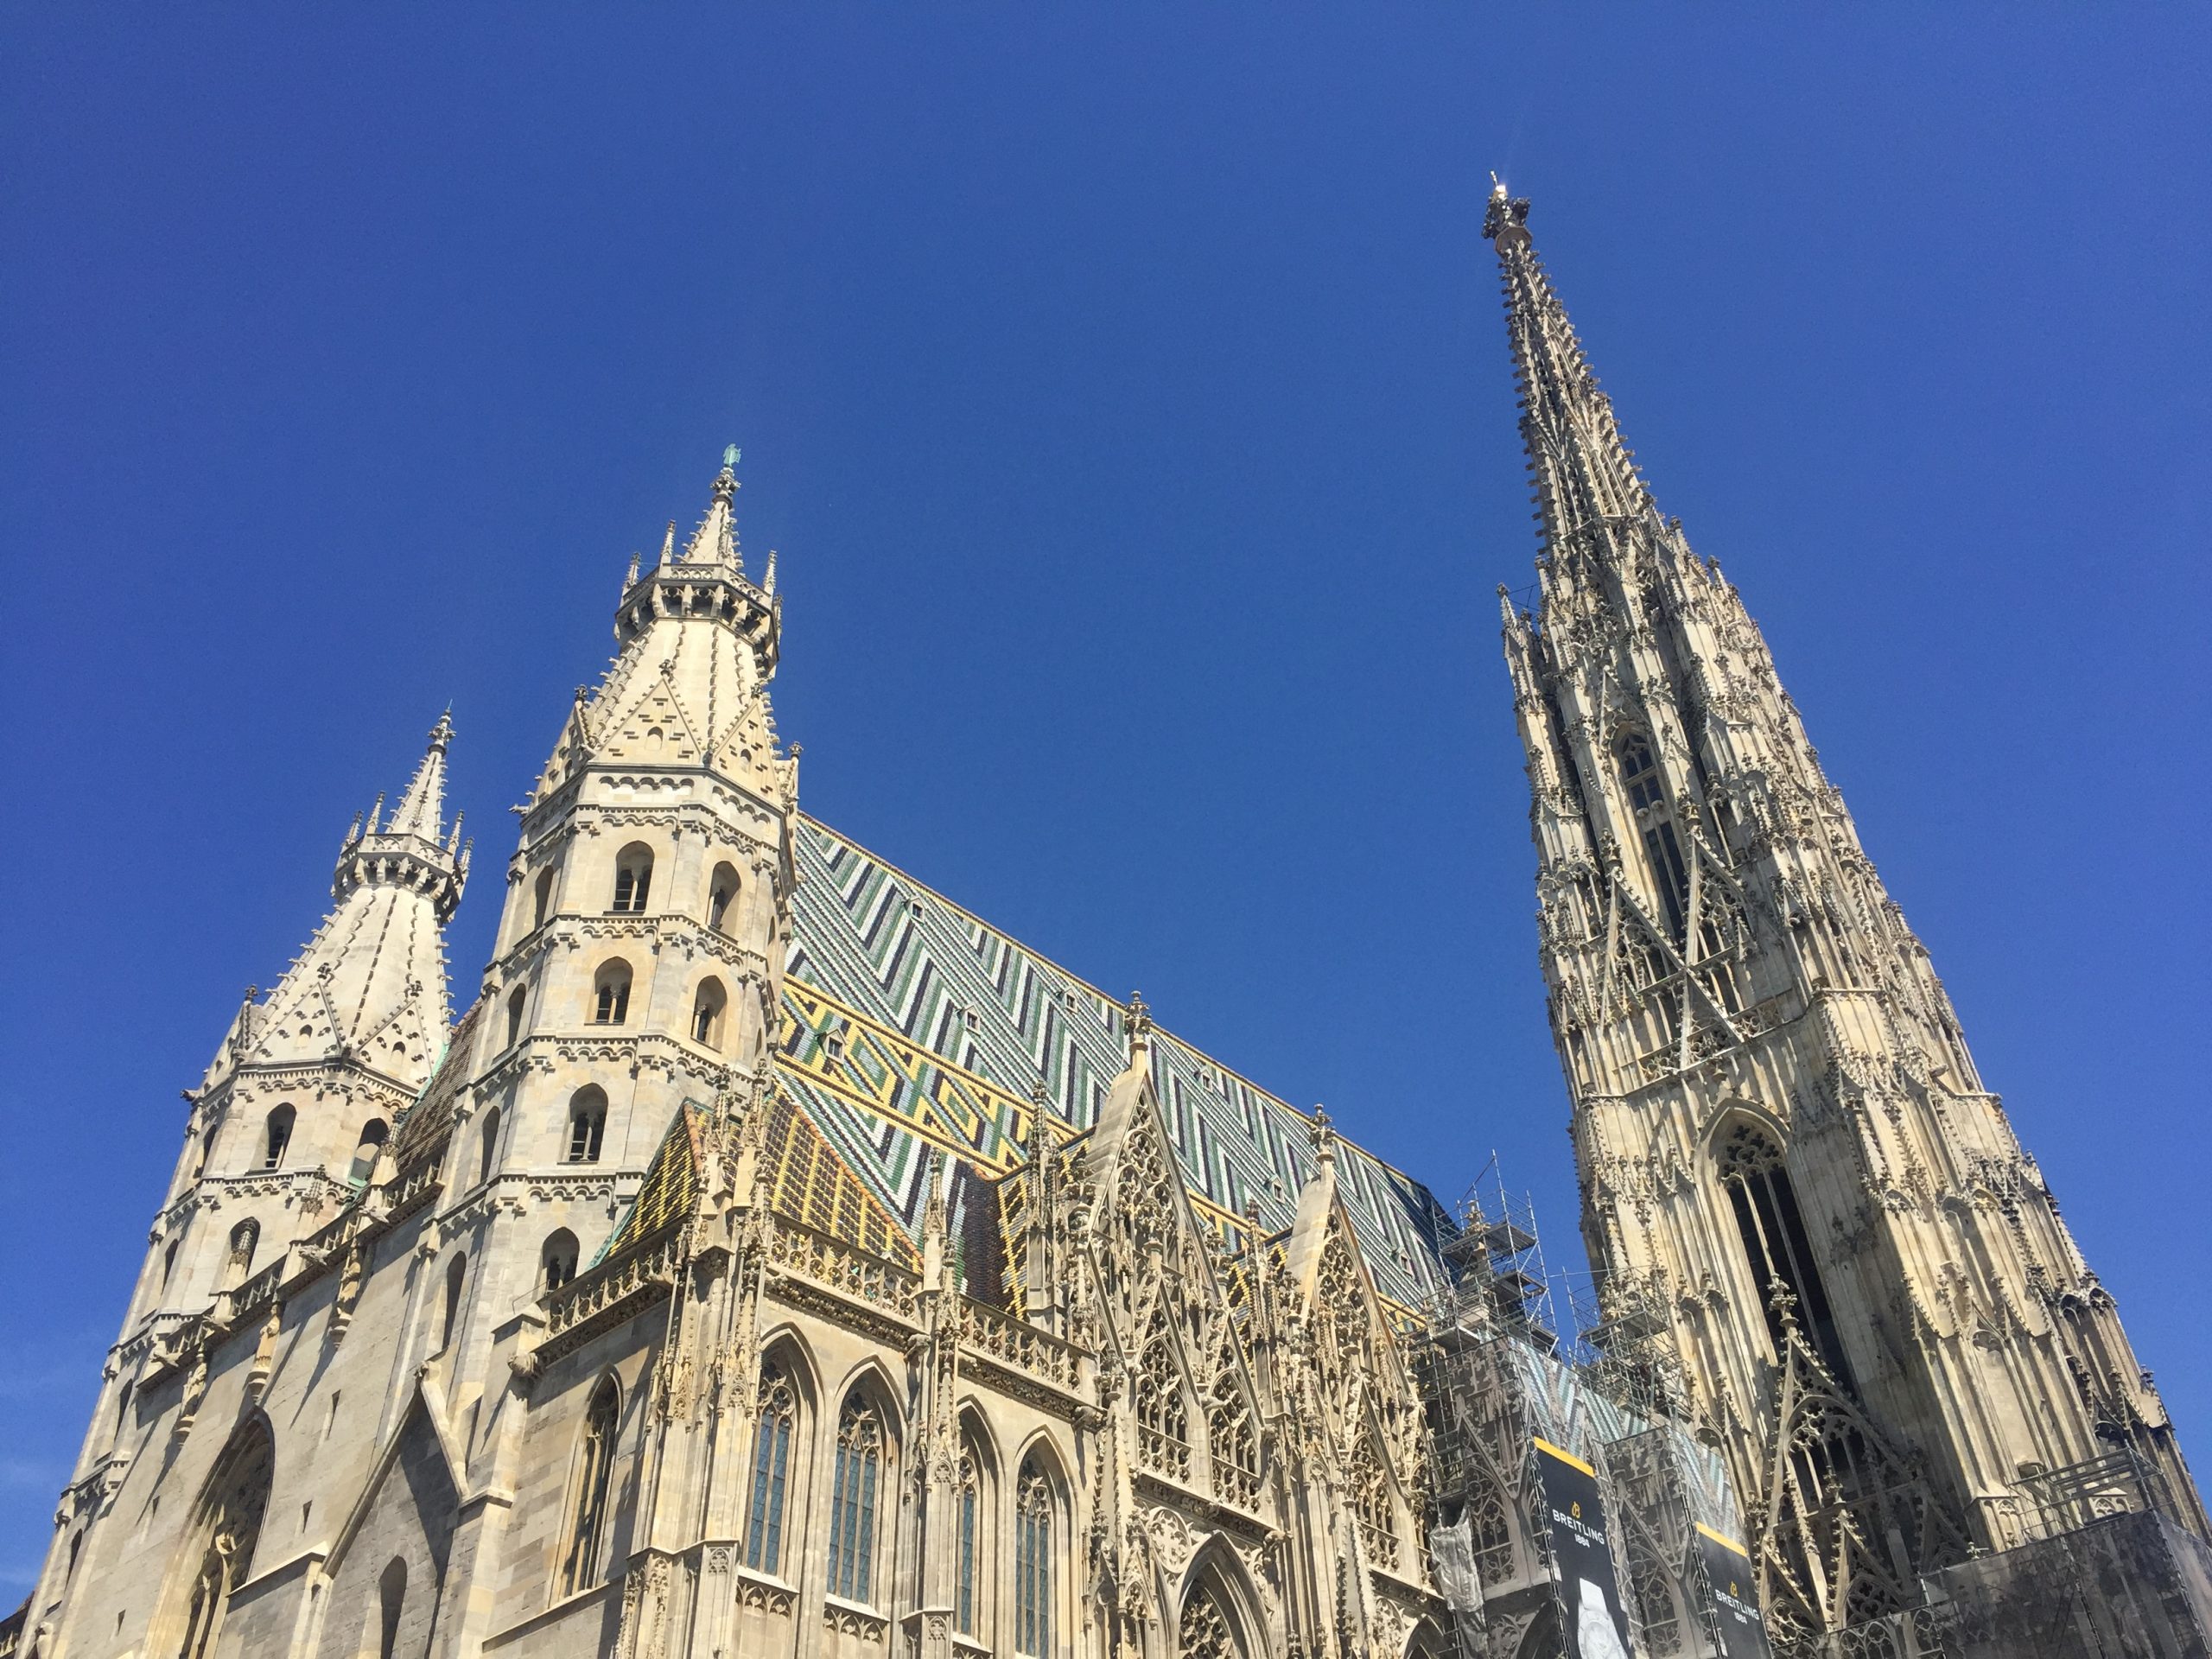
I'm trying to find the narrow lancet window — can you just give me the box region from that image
[744,1366,795,1575]
[827,1395,884,1603]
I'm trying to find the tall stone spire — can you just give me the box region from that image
[1489,185,2206,1640]
[242,711,468,1090]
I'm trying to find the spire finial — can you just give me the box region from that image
[1126,991,1154,1063]
[683,449,742,569]
[722,444,741,474]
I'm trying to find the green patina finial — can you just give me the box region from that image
[722,444,741,472]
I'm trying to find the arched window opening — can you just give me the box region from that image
[164,1419,272,1659]
[1469,1491,1515,1586]
[505,984,528,1050]
[478,1107,502,1185]
[376,1558,407,1659]
[561,1377,620,1596]
[112,1381,134,1446]
[567,1089,607,1165]
[162,1240,180,1289]
[195,1128,215,1178]
[1627,1532,1681,1656]
[1618,735,1691,939]
[262,1105,296,1170]
[827,1395,886,1604]
[1715,1121,1850,1382]
[744,1364,797,1576]
[1208,1376,1261,1509]
[1178,1581,1239,1659]
[610,844,653,915]
[1014,1459,1053,1657]
[690,978,727,1050]
[1351,1438,1398,1567]
[532,868,556,931]
[1134,1330,1189,1479]
[592,962,632,1027]
[954,1451,980,1637]
[440,1254,466,1351]
[540,1230,580,1294]
[223,1220,258,1291]
[347,1119,390,1185]
[708,862,740,934]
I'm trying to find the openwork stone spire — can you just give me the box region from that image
[1490,183,2208,1637]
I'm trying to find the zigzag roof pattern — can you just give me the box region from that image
[774,816,1458,1311]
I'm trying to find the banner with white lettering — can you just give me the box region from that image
[1694,1524,1770,1659]
[1533,1439,1631,1659]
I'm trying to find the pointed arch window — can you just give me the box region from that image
[440,1253,467,1351]
[1715,1121,1849,1382]
[1351,1437,1399,1567]
[1177,1580,1237,1659]
[348,1119,389,1184]
[1469,1489,1514,1585]
[1618,734,1690,938]
[505,984,528,1050]
[690,978,727,1049]
[479,1105,502,1185]
[826,1395,885,1603]
[262,1105,295,1170]
[540,1230,579,1294]
[610,845,653,914]
[1208,1374,1261,1509]
[954,1450,980,1637]
[743,1365,796,1575]
[1134,1328,1190,1478]
[163,1418,272,1659]
[567,1088,607,1165]
[1014,1459,1053,1657]
[532,867,556,931]
[376,1559,407,1659]
[592,961,632,1026]
[708,861,740,933]
[561,1376,620,1596]
[223,1220,258,1291]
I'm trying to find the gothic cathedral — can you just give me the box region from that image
[9,192,2207,1659]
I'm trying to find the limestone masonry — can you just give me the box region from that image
[10,189,2206,1659]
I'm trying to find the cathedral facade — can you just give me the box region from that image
[8,194,2207,1659]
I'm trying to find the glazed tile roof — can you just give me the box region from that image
[772,817,1458,1312]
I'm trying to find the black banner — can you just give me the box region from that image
[1533,1439,1632,1659]
[1694,1524,1771,1659]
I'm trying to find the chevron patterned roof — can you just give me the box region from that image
[773,817,1457,1312]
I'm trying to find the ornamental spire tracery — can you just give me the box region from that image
[1489,182,2208,1637]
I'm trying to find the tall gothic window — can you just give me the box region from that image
[743,1366,795,1575]
[440,1254,467,1351]
[165,1419,272,1659]
[262,1105,295,1170]
[827,1395,884,1603]
[478,1106,502,1185]
[1208,1375,1260,1509]
[1351,1438,1398,1567]
[708,861,741,933]
[1469,1490,1514,1585]
[567,1089,607,1164]
[562,1377,620,1597]
[223,1220,258,1291]
[1715,1121,1849,1382]
[610,844,653,914]
[376,1559,407,1659]
[505,984,528,1050]
[1134,1328,1189,1478]
[531,867,556,930]
[954,1451,980,1637]
[540,1230,579,1294]
[1178,1581,1237,1659]
[690,978,727,1049]
[1014,1460,1052,1657]
[347,1119,389,1184]
[1619,736,1691,939]
[592,962,632,1026]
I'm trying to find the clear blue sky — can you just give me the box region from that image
[3,9,2207,1588]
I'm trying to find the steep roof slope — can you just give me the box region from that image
[774,816,1457,1310]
